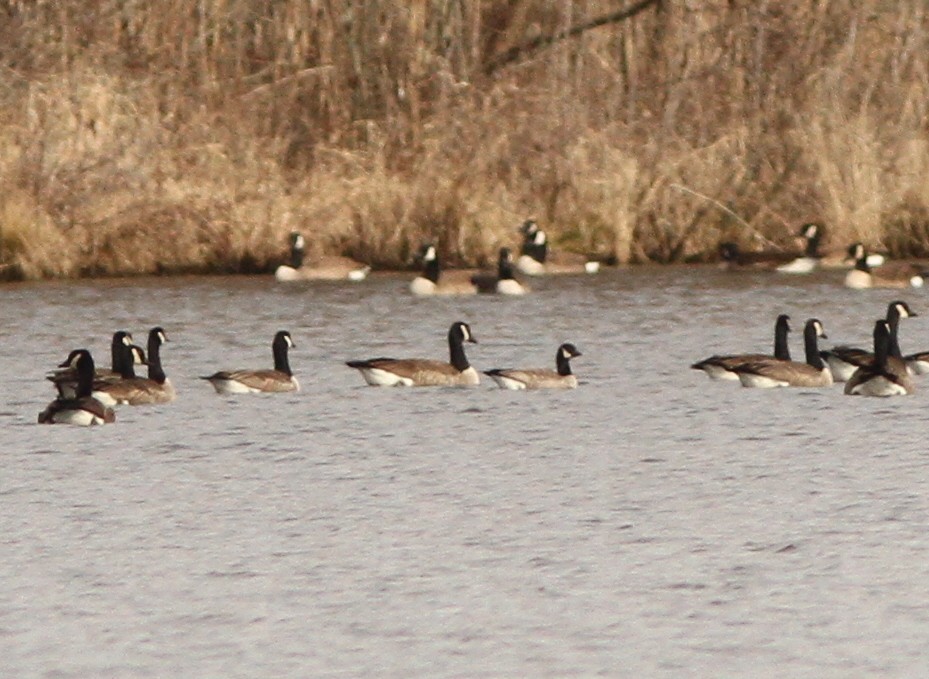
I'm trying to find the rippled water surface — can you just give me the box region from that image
[3,267,929,677]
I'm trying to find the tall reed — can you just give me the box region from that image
[1,0,928,279]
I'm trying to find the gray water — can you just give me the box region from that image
[3,267,929,678]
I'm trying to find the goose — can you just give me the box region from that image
[903,350,929,375]
[201,330,299,394]
[38,349,116,425]
[274,232,370,282]
[471,248,528,295]
[718,227,816,270]
[821,301,915,381]
[91,327,176,406]
[819,239,886,270]
[845,320,915,396]
[775,223,825,273]
[49,332,148,398]
[844,243,927,289]
[409,244,478,296]
[774,223,886,272]
[516,220,600,276]
[485,343,582,390]
[691,314,792,381]
[48,331,132,394]
[731,319,832,388]
[346,321,480,386]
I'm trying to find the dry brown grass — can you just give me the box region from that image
[1,0,928,279]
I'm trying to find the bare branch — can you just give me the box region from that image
[483,0,663,75]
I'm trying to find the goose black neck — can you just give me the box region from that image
[522,239,547,263]
[448,331,471,371]
[74,352,95,399]
[556,350,573,376]
[803,323,825,369]
[147,333,166,383]
[773,317,791,361]
[273,338,292,375]
[883,305,906,359]
[289,244,305,269]
[118,343,137,378]
[873,323,891,370]
[888,324,903,360]
[110,334,125,372]
[855,255,871,273]
[804,231,821,257]
[497,254,515,281]
[422,256,440,284]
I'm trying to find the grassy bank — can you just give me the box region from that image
[1,0,928,280]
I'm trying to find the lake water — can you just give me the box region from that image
[3,266,929,677]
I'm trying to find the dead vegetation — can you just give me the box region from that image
[1,0,928,279]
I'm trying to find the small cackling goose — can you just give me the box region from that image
[516,220,600,276]
[92,327,176,406]
[38,349,116,425]
[691,314,792,381]
[409,244,479,296]
[201,330,299,394]
[844,244,927,289]
[471,248,528,295]
[731,319,832,388]
[485,343,582,390]
[821,301,915,382]
[346,321,480,386]
[275,232,370,282]
[845,320,915,396]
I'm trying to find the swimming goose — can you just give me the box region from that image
[275,232,370,282]
[409,244,478,296]
[817,239,887,270]
[346,321,480,386]
[821,301,915,381]
[691,314,792,381]
[903,350,929,375]
[485,343,582,389]
[845,320,915,396]
[731,319,832,388]
[92,327,176,406]
[38,350,116,425]
[844,244,927,289]
[516,220,600,276]
[201,330,299,394]
[48,331,135,396]
[718,227,816,270]
[775,223,825,274]
[471,248,528,295]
